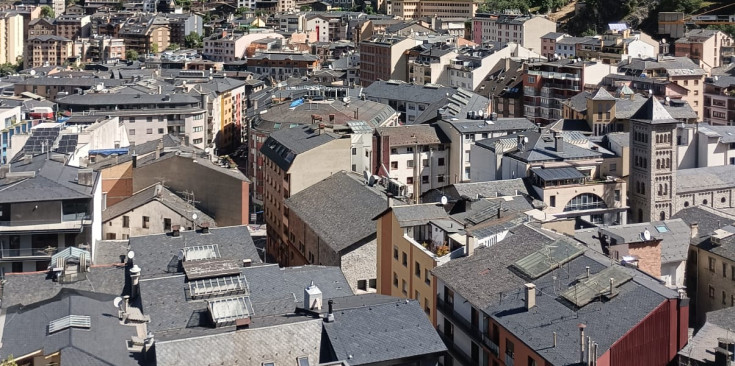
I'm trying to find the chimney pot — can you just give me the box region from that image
[525,283,536,310]
[242,259,252,267]
[172,225,181,237]
[690,222,699,239]
[579,323,586,364]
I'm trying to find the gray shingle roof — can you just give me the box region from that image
[1,156,98,203]
[285,172,387,253]
[590,87,615,100]
[323,299,447,365]
[1,289,140,366]
[630,96,679,124]
[698,125,735,143]
[375,124,449,146]
[677,165,735,194]
[57,93,199,107]
[595,219,691,264]
[260,125,339,171]
[128,225,261,279]
[386,204,449,227]
[476,130,602,163]
[446,117,536,133]
[101,184,214,224]
[672,205,735,246]
[362,81,454,105]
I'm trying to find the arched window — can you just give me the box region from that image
[563,193,608,212]
[722,197,727,203]
[641,182,645,195]
[656,159,660,169]
[660,211,666,220]
[666,158,671,168]
[664,183,668,195]
[656,135,661,143]
[636,181,640,194]
[638,208,644,223]
[658,184,663,196]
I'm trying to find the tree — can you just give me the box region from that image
[40,5,55,18]
[125,49,139,60]
[0,62,20,77]
[364,4,374,14]
[234,6,249,14]
[167,43,180,51]
[658,0,702,13]
[184,31,203,48]
[708,24,735,39]
[0,355,17,366]
[150,43,159,54]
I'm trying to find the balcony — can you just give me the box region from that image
[527,70,581,81]
[0,219,85,234]
[0,245,58,259]
[436,295,482,340]
[438,331,475,366]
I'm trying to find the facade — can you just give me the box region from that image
[260,125,351,266]
[540,32,566,59]
[362,80,454,123]
[73,36,126,63]
[674,29,734,73]
[0,155,102,274]
[25,35,73,68]
[406,44,456,86]
[359,35,414,86]
[447,44,540,91]
[372,125,450,200]
[390,0,477,20]
[27,17,54,38]
[475,59,525,118]
[524,59,613,125]
[54,14,89,40]
[703,75,735,125]
[203,31,284,62]
[0,11,24,65]
[629,97,679,223]
[246,52,320,81]
[118,16,170,54]
[472,13,555,52]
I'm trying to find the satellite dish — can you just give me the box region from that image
[440,196,448,206]
[96,84,103,91]
[192,213,198,221]
[204,147,210,154]
[665,96,671,103]
[648,89,653,96]
[29,69,36,76]
[113,296,123,308]
[177,249,184,261]
[523,137,529,143]
[642,229,651,241]
[127,251,135,260]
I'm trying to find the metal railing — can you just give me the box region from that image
[438,331,476,366]
[0,246,58,258]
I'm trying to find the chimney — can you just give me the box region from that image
[130,264,141,298]
[553,332,557,347]
[579,323,586,364]
[325,299,335,322]
[494,140,504,180]
[524,283,536,310]
[242,258,252,267]
[132,153,137,168]
[172,225,181,237]
[123,295,130,315]
[586,266,590,278]
[199,222,210,233]
[77,169,94,186]
[555,134,564,153]
[155,146,161,160]
[690,222,699,239]
[304,281,322,310]
[517,135,525,151]
[609,278,614,296]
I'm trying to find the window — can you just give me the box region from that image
[549,195,556,207]
[425,269,431,285]
[438,157,445,166]
[164,218,171,231]
[506,339,515,358]
[122,215,130,228]
[393,246,398,260]
[422,176,429,184]
[415,262,421,277]
[158,128,164,134]
[732,265,735,281]
[402,279,407,294]
[393,272,398,287]
[615,190,621,202]
[610,163,617,172]
[710,285,715,299]
[391,148,397,154]
[406,147,414,153]
[710,257,716,272]
[357,280,367,291]
[564,193,607,212]
[407,177,414,184]
[130,117,136,123]
[402,252,407,266]
[407,160,415,168]
[146,128,153,134]
[528,76,535,83]
[192,126,203,132]
[106,233,117,240]
[391,161,398,169]
[142,216,150,229]
[723,291,727,305]
[724,263,729,278]
[351,148,357,155]
[297,357,310,366]
[129,129,135,135]
[422,159,429,167]
[192,138,203,144]
[438,175,445,183]
[369,279,377,289]
[528,357,536,366]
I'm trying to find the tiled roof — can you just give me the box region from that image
[630,97,679,124]
[362,81,454,105]
[386,203,449,227]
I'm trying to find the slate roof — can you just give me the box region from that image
[374,124,449,146]
[474,59,524,99]
[57,93,199,107]
[1,156,97,203]
[422,179,530,205]
[1,265,127,308]
[94,240,129,265]
[432,223,557,309]
[677,165,735,194]
[630,96,680,124]
[257,99,395,128]
[698,125,735,143]
[484,250,677,366]
[672,205,735,246]
[260,124,339,171]
[594,219,691,264]
[362,81,454,105]
[475,130,602,163]
[323,300,447,365]
[101,184,214,224]
[384,203,449,227]
[285,172,387,253]
[128,225,261,279]
[445,117,536,134]
[1,289,139,365]
[590,87,615,100]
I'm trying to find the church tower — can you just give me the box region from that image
[629,97,679,223]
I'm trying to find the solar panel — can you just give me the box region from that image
[183,244,220,261]
[207,296,252,326]
[183,259,242,280]
[560,266,633,307]
[512,239,584,279]
[188,274,249,299]
[48,315,91,334]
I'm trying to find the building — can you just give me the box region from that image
[574,25,659,65]
[372,124,450,199]
[406,43,457,86]
[471,129,628,226]
[447,44,540,91]
[54,14,90,40]
[73,36,125,63]
[390,0,478,20]
[673,205,735,326]
[359,35,415,86]
[524,59,613,125]
[575,219,691,289]
[629,97,679,223]
[472,13,555,52]
[159,13,202,46]
[25,35,73,68]
[675,29,734,73]
[0,11,24,65]
[678,306,735,365]
[118,16,170,54]
[284,171,394,293]
[202,31,284,62]
[12,77,126,100]
[362,80,454,123]
[432,222,689,366]
[0,153,102,274]
[101,183,214,240]
[27,17,54,38]
[703,75,735,125]
[540,32,567,59]
[618,57,706,119]
[260,125,351,266]
[475,59,525,118]
[246,52,320,81]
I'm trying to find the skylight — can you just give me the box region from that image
[48,315,91,334]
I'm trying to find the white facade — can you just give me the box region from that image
[305,16,330,43]
[386,145,450,197]
[447,44,540,91]
[623,38,657,61]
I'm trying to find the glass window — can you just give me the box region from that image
[563,193,607,212]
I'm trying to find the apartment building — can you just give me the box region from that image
[0,11,24,65]
[372,125,450,200]
[524,59,613,125]
[575,25,659,65]
[391,0,477,20]
[73,36,126,63]
[118,16,170,54]
[359,35,415,86]
[618,56,706,119]
[202,31,283,62]
[447,43,540,91]
[28,17,54,38]
[260,125,351,266]
[472,13,555,53]
[246,52,320,81]
[362,80,454,123]
[406,43,456,86]
[475,59,526,118]
[540,32,567,59]
[432,223,689,366]
[24,35,73,68]
[675,29,734,73]
[0,154,102,274]
[703,75,735,125]
[55,14,89,40]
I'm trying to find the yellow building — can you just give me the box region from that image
[391,0,478,20]
[0,11,24,65]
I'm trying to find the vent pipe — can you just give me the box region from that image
[524,283,536,310]
[579,323,586,364]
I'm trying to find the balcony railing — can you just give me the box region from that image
[1,246,58,258]
[505,353,515,366]
[436,295,482,341]
[438,331,475,366]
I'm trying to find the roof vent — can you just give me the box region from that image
[304,281,322,310]
[199,222,210,234]
[48,315,91,334]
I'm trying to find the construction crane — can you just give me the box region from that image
[658,2,735,38]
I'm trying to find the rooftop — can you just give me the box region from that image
[260,124,340,171]
[374,124,448,146]
[102,184,214,224]
[1,155,98,203]
[676,165,735,194]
